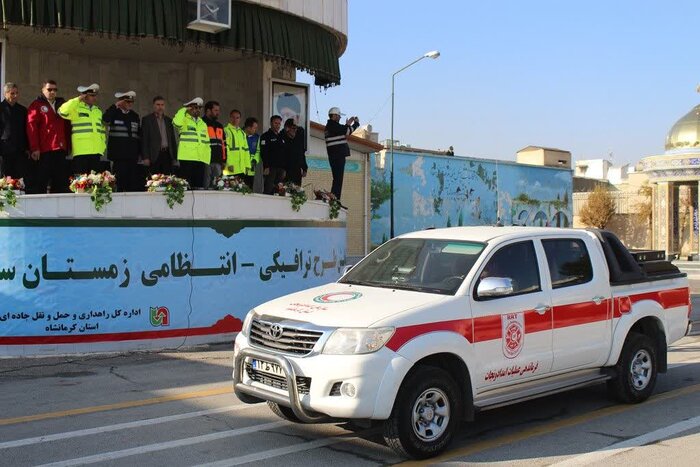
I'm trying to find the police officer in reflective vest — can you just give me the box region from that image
[58,83,106,175]
[103,91,141,191]
[324,107,359,200]
[223,109,250,181]
[172,97,210,189]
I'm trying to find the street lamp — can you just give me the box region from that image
[390,50,440,238]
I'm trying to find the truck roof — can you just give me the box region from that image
[400,226,585,243]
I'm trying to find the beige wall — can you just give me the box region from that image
[4,42,294,126]
[516,148,571,169]
[306,133,369,257]
[573,191,651,249]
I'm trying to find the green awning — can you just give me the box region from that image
[1,0,342,86]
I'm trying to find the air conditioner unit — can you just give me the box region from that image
[187,0,231,34]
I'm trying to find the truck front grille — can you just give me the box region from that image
[244,362,311,394]
[249,319,323,356]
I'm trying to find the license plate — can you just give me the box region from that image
[250,358,285,378]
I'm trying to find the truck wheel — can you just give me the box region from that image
[267,401,303,423]
[383,366,462,459]
[607,332,658,403]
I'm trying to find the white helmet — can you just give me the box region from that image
[328,106,344,116]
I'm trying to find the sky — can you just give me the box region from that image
[298,0,700,166]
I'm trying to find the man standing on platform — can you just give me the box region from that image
[172,97,210,189]
[141,96,177,176]
[282,118,307,186]
[202,101,226,188]
[243,117,262,191]
[223,109,249,182]
[103,91,141,191]
[261,115,286,194]
[58,84,105,176]
[324,107,359,201]
[25,79,70,193]
[0,83,28,179]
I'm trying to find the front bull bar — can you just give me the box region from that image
[233,347,327,423]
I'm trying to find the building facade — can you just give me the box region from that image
[641,102,700,259]
[0,1,347,126]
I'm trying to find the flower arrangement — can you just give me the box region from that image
[214,175,252,194]
[276,182,307,212]
[0,176,24,211]
[146,174,189,209]
[314,189,341,220]
[69,171,116,212]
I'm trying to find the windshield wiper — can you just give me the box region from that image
[340,279,376,287]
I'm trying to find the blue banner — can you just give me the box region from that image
[0,223,346,345]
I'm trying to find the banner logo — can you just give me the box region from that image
[150,306,170,327]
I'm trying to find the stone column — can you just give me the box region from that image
[655,181,673,257]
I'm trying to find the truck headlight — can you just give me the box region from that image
[322,327,395,355]
[240,310,255,337]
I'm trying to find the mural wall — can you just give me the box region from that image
[370,151,573,247]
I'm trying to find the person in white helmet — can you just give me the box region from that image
[324,107,359,201]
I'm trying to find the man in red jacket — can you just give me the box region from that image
[25,79,71,193]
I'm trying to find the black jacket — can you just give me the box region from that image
[202,116,226,164]
[260,128,286,169]
[141,112,177,163]
[0,100,28,155]
[103,105,141,160]
[283,127,308,172]
[324,118,359,158]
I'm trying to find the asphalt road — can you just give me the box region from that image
[1,337,699,466]
[0,270,699,466]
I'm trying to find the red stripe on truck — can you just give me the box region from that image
[385,287,689,352]
[385,319,473,351]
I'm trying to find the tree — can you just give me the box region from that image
[579,185,616,229]
[370,179,392,220]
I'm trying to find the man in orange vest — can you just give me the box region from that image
[202,100,226,188]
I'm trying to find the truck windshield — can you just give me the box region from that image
[340,238,486,295]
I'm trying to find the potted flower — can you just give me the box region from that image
[276,182,307,212]
[314,189,342,220]
[214,175,252,194]
[146,174,189,209]
[69,171,116,211]
[0,176,24,211]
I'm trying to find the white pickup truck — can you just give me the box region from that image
[232,227,691,459]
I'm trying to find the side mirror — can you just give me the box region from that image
[342,264,354,275]
[477,277,514,298]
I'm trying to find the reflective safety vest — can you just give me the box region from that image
[223,124,250,176]
[172,107,210,164]
[58,97,106,157]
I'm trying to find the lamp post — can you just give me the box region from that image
[390,50,440,238]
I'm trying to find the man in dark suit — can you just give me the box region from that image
[141,95,177,175]
[0,83,28,179]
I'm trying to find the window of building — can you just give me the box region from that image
[542,238,593,289]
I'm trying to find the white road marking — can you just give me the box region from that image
[194,429,377,467]
[550,415,700,466]
[35,421,289,467]
[0,404,259,450]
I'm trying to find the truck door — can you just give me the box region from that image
[541,237,612,371]
[470,240,553,390]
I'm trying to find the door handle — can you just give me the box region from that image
[534,304,551,315]
[592,296,606,305]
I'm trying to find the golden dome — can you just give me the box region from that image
[665,104,700,151]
